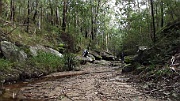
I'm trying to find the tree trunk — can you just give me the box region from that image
[49,0,54,25]
[0,0,2,15]
[38,6,42,30]
[62,0,67,32]
[90,0,94,40]
[27,0,30,33]
[55,7,60,25]
[150,0,156,44]
[33,0,38,23]
[106,33,109,52]
[93,0,100,40]
[160,1,164,28]
[10,0,15,21]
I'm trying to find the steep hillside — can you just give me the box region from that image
[125,21,180,100]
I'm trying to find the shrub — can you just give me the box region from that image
[146,65,156,72]
[124,55,134,64]
[155,68,172,77]
[0,59,13,71]
[63,53,79,71]
[29,51,64,72]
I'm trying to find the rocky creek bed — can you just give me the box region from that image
[0,63,166,101]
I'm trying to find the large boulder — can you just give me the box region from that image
[76,55,94,65]
[29,45,47,56]
[29,45,63,57]
[48,48,63,57]
[0,41,27,62]
[89,51,102,60]
[101,51,115,61]
[94,60,111,65]
[87,54,95,62]
[123,46,150,65]
[122,64,136,73]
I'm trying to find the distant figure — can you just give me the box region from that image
[83,49,89,57]
[121,52,124,63]
[170,56,178,73]
[171,56,175,65]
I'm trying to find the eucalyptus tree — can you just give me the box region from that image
[26,0,30,32]
[0,0,2,15]
[150,0,156,44]
[32,0,39,24]
[10,0,15,21]
[62,0,68,32]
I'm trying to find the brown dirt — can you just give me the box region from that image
[16,64,164,101]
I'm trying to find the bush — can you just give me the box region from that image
[154,68,172,77]
[29,51,64,72]
[0,59,13,71]
[63,53,79,71]
[25,52,79,73]
[124,55,134,64]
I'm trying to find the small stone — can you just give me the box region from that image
[172,93,178,97]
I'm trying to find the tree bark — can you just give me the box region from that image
[27,0,30,33]
[10,0,15,21]
[160,1,164,28]
[0,0,2,15]
[33,0,39,23]
[38,6,43,30]
[55,7,60,25]
[90,0,94,40]
[150,0,156,44]
[49,0,54,25]
[62,0,67,32]
[93,0,100,40]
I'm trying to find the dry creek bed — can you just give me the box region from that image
[7,63,165,101]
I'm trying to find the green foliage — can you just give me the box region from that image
[29,51,64,72]
[146,65,156,72]
[147,22,180,64]
[63,53,79,71]
[0,59,13,71]
[138,64,173,77]
[154,68,172,76]
[124,55,134,64]
[57,43,66,53]
[59,43,65,47]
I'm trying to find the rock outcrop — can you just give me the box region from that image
[76,54,95,65]
[101,51,115,61]
[94,60,111,65]
[122,64,135,73]
[30,45,63,57]
[87,54,95,62]
[90,51,102,60]
[0,41,27,62]
[0,41,63,62]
